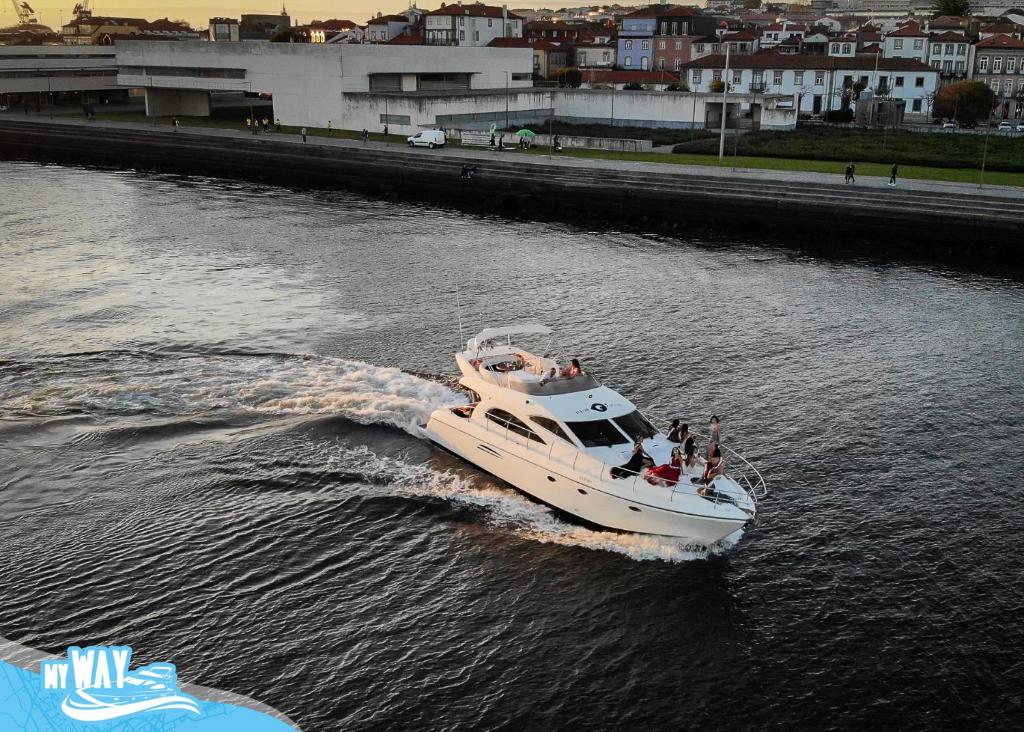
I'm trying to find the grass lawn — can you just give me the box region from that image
[522,146,1024,186]
[672,127,1024,175]
[91,109,1024,187]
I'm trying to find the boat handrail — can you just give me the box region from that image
[690,430,768,504]
[472,412,764,510]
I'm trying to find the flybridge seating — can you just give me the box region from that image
[457,324,600,396]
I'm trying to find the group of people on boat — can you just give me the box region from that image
[540,358,583,385]
[611,415,724,495]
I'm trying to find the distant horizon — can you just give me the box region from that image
[8,0,702,34]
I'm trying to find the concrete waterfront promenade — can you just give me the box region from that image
[2,115,1022,257]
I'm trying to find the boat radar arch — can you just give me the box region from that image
[466,324,551,352]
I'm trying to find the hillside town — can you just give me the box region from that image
[2,0,1024,135]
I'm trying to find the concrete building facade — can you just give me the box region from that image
[0,45,122,104]
[116,41,534,130]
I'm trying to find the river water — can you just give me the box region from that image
[1,161,1023,731]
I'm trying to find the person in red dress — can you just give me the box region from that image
[645,447,683,487]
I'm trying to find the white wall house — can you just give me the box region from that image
[423,3,522,47]
[365,14,414,43]
[682,54,939,119]
[927,32,974,80]
[883,21,929,62]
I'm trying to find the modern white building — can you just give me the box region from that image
[115,41,534,131]
[682,54,939,119]
[0,45,122,103]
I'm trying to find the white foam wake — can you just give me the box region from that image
[335,446,739,563]
[2,353,465,436]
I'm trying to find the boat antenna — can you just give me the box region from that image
[454,283,465,347]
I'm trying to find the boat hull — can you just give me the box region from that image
[422,414,747,545]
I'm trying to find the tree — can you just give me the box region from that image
[709,79,725,93]
[270,27,309,42]
[552,67,582,88]
[623,81,644,90]
[933,81,996,123]
[932,0,969,17]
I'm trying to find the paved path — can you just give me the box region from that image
[6,112,1022,201]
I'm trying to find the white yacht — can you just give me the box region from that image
[420,324,766,546]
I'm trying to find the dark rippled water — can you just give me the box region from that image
[2,161,1023,731]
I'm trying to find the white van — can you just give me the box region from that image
[407,129,446,148]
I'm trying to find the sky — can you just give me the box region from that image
[7,0,557,31]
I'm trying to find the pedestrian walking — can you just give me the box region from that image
[245,116,251,130]
[301,126,307,143]
[850,162,856,183]
[172,116,179,129]
[275,117,281,132]
[327,119,332,136]
[361,128,369,143]
[889,163,898,187]
[261,117,269,132]
[383,124,389,138]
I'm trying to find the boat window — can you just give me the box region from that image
[486,408,545,444]
[564,419,631,448]
[530,416,574,445]
[612,410,658,441]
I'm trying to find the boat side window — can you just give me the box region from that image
[530,416,574,445]
[486,408,545,444]
[564,419,631,448]
[612,410,658,440]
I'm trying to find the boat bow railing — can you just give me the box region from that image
[473,412,766,509]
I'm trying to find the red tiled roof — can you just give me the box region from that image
[388,33,424,44]
[367,14,409,24]
[144,18,191,31]
[427,3,523,20]
[979,22,1022,33]
[488,36,563,49]
[683,53,936,70]
[311,19,358,30]
[887,22,927,38]
[929,15,967,28]
[929,31,966,42]
[977,33,1024,48]
[723,30,757,41]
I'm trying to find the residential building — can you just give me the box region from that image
[682,54,939,119]
[524,20,589,42]
[239,11,290,40]
[651,7,700,72]
[883,20,928,62]
[489,36,569,78]
[974,34,1024,118]
[576,30,616,68]
[927,31,973,82]
[424,3,523,47]
[617,6,657,70]
[365,13,414,42]
[61,16,197,45]
[308,19,363,44]
[208,18,239,42]
[759,21,806,49]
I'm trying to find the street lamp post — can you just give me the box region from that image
[718,41,731,162]
[505,70,510,133]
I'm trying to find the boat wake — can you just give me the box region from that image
[0,349,736,561]
[332,445,740,563]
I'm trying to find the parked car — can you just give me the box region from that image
[1017,122,1024,133]
[941,120,957,130]
[407,129,446,148]
[997,121,1014,133]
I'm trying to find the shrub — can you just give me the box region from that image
[709,79,726,93]
[666,83,690,92]
[623,82,644,90]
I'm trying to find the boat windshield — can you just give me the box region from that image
[612,410,658,440]
[564,419,631,448]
